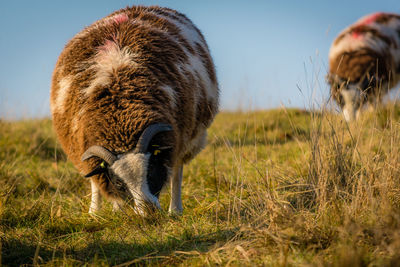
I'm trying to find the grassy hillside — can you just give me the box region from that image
[1,107,400,266]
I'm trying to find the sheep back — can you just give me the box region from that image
[328,12,400,102]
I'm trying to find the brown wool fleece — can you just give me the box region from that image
[50,6,219,199]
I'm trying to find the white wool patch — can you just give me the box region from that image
[148,9,219,101]
[160,85,177,108]
[71,108,85,133]
[178,53,218,101]
[150,10,207,52]
[110,153,160,211]
[84,41,138,95]
[330,14,400,65]
[329,32,388,63]
[51,76,73,114]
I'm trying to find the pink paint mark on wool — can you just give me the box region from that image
[351,31,362,39]
[358,12,384,25]
[351,25,366,40]
[98,40,116,52]
[112,13,129,24]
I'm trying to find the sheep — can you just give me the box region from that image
[50,6,219,215]
[328,12,400,121]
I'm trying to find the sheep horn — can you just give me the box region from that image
[81,145,117,165]
[135,123,173,153]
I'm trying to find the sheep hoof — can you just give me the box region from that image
[168,207,183,216]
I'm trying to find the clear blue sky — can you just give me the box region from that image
[0,0,398,119]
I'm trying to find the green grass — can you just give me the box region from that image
[2,106,400,266]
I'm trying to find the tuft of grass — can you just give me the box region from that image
[2,106,400,266]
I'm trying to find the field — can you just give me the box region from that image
[1,106,400,266]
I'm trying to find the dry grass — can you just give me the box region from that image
[1,106,400,266]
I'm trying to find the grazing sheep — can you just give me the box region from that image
[328,12,400,121]
[50,6,219,215]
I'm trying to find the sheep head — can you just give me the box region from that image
[328,72,382,121]
[328,74,364,121]
[81,123,173,214]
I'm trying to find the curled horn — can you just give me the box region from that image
[81,145,117,165]
[135,123,173,153]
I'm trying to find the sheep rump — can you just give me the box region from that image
[50,6,219,214]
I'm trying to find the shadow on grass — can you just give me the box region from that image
[2,228,237,266]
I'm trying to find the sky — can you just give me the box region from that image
[0,0,398,119]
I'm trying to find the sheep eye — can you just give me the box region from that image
[84,161,108,178]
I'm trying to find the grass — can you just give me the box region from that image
[1,105,400,266]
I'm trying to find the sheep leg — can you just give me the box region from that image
[89,179,102,213]
[169,165,183,214]
[341,88,361,121]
